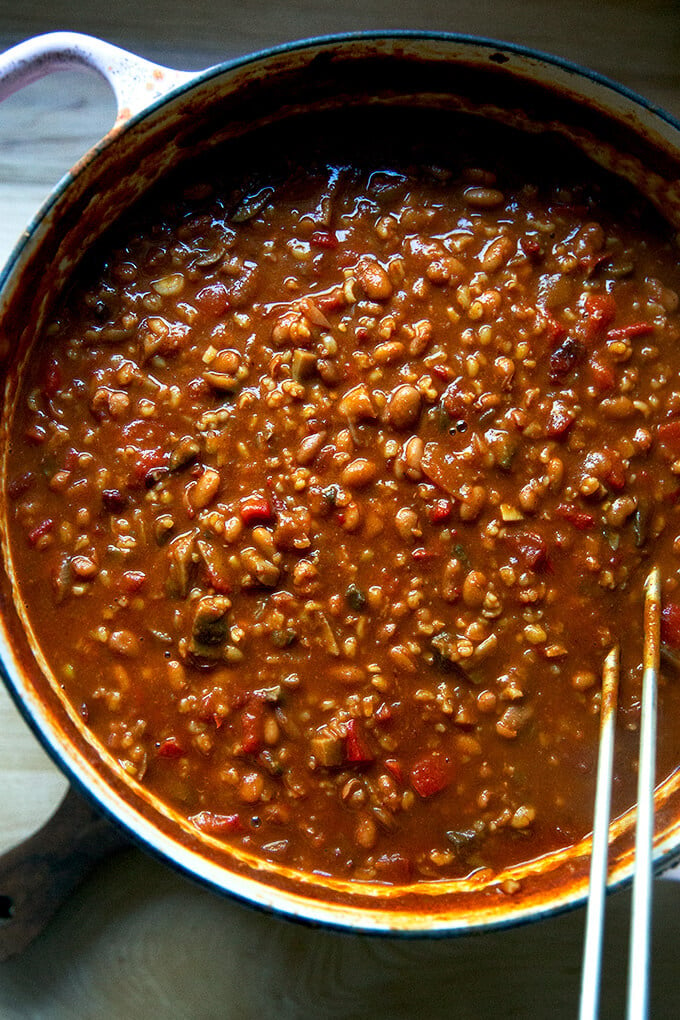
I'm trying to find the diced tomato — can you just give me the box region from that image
[24,424,47,444]
[521,236,543,261]
[127,447,169,488]
[605,322,654,342]
[505,531,549,572]
[7,472,34,500]
[549,336,584,383]
[657,420,680,459]
[345,718,375,763]
[240,698,264,755]
[580,253,610,277]
[202,560,232,594]
[555,503,596,530]
[375,703,393,723]
[583,293,616,340]
[374,852,413,884]
[602,450,626,492]
[310,230,339,249]
[442,380,469,418]
[589,357,616,393]
[550,202,589,218]
[429,498,453,523]
[121,570,146,594]
[188,376,210,399]
[540,309,566,343]
[431,363,454,381]
[157,736,185,758]
[189,811,243,835]
[121,420,160,444]
[102,489,128,513]
[28,518,54,546]
[662,602,680,649]
[410,752,452,798]
[239,495,274,525]
[412,547,439,561]
[315,287,345,313]
[197,690,226,728]
[384,758,404,783]
[195,282,230,316]
[546,401,576,439]
[64,448,81,470]
[43,359,62,399]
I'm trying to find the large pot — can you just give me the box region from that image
[2,30,680,937]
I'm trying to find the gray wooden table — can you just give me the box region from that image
[1,2,679,1016]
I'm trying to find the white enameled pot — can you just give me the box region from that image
[2,31,680,940]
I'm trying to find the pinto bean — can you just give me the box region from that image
[341,457,378,488]
[191,467,221,509]
[356,258,393,301]
[386,385,422,429]
[464,186,504,208]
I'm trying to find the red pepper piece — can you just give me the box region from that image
[189,811,243,835]
[157,736,185,758]
[410,752,452,798]
[505,531,549,572]
[662,602,680,649]
[442,380,469,418]
[102,489,128,513]
[195,282,230,316]
[121,571,146,594]
[28,518,54,546]
[546,401,576,439]
[202,560,232,595]
[375,703,392,723]
[580,253,610,277]
[589,357,616,393]
[240,699,264,755]
[549,336,584,383]
[24,424,47,445]
[657,420,680,459]
[43,358,62,399]
[7,472,34,500]
[127,448,169,488]
[555,503,596,530]
[605,322,654,342]
[64,448,81,470]
[541,309,566,343]
[384,758,404,783]
[310,230,339,249]
[412,547,439,561]
[429,498,453,523]
[345,718,375,763]
[583,293,616,340]
[315,287,345,313]
[240,496,274,526]
[602,451,626,492]
[521,236,543,261]
[374,852,413,884]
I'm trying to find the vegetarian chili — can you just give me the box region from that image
[6,110,680,888]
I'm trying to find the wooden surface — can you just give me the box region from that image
[2,1,680,1016]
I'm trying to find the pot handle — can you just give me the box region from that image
[0,31,196,126]
[0,786,129,961]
